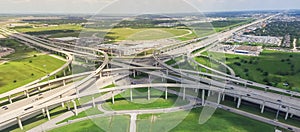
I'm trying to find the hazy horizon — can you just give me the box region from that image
[0,0,299,15]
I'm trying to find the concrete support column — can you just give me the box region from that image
[133,70,136,78]
[8,95,12,104]
[72,100,78,116]
[217,92,221,104]
[67,101,70,110]
[63,80,66,86]
[285,107,290,120]
[183,87,186,100]
[38,87,41,91]
[165,87,168,100]
[130,88,133,101]
[222,94,225,101]
[237,96,242,108]
[17,117,23,130]
[68,65,71,72]
[261,101,265,113]
[42,108,46,117]
[61,102,65,107]
[63,70,66,76]
[166,69,169,75]
[45,107,51,120]
[92,97,96,108]
[207,90,211,97]
[147,87,150,100]
[25,90,29,98]
[100,72,102,78]
[194,88,198,93]
[202,89,205,106]
[76,88,79,97]
[112,91,115,104]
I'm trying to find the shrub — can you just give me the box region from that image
[263,72,269,76]
[234,62,241,66]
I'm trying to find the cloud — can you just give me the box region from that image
[10,0,31,3]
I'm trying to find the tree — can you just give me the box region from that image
[234,62,241,66]
[263,72,269,76]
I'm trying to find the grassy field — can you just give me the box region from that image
[194,50,300,91]
[137,108,277,132]
[12,24,83,33]
[224,50,300,91]
[57,107,103,124]
[102,88,189,111]
[0,55,65,94]
[105,28,191,41]
[0,39,39,59]
[49,115,130,132]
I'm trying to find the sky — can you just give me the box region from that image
[0,0,300,14]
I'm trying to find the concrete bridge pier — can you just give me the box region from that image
[41,108,46,117]
[222,94,225,101]
[92,97,96,108]
[67,101,71,110]
[24,90,29,98]
[45,107,51,120]
[17,117,23,130]
[217,92,221,104]
[8,95,12,104]
[112,91,115,104]
[68,65,71,72]
[133,70,136,78]
[261,101,265,113]
[148,87,151,100]
[63,80,66,86]
[61,102,65,107]
[207,90,211,97]
[237,96,242,108]
[165,87,168,100]
[130,88,133,101]
[202,89,205,106]
[183,87,186,100]
[285,107,290,120]
[72,100,78,116]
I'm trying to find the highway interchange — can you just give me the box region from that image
[0,14,300,131]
